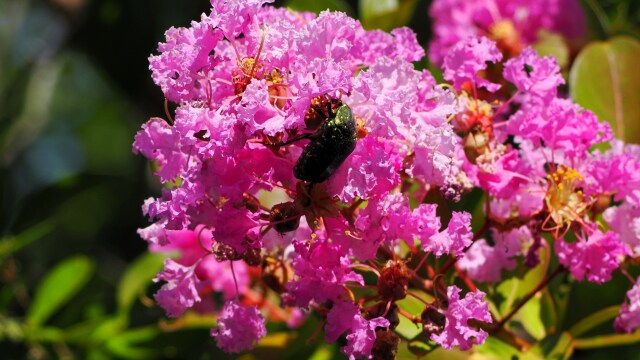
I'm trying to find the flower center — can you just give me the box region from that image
[544,166,587,231]
[488,20,522,58]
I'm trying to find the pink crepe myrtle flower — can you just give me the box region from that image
[424,211,473,258]
[459,226,529,282]
[325,301,361,343]
[604,203,640,255]
[211,300,267,353]
[614,280,640,334]
[154,258,203,318]
[503,47,564,104]
[431,286,492,350]
[443,36,503,92]
[150,227,250,300]
[137,0,640,352]
[428,0,586,65]
[343,315,390,360]
[555,229,631,284]
[285,241,364,308]
[507,98,612,158]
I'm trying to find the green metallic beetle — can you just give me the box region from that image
[294,98,357,183]
[268,95,357,183]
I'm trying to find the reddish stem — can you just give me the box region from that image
[492,265,565,332]
[455,263,477,292]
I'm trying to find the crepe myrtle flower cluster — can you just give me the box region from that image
[134,0,640,358]
[442,36,640,333]
[428,0,586,65]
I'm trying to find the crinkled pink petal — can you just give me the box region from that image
[614,280,640,333]
[443,36,502,92]
[555,229,631,283]
[431,286,492,350]
[211,300,267,353]
[154,258,202,318]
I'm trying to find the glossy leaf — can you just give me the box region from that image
[532,31,570,69]
[539,290,559,334]
[396,290,432,340]
[0,221,53,262]
[406,339,437,356]
[27,255,94,326]
[573,330,640,349]
[527,331,574,360]
[570,36,640,143]
[308,344,337,360]
[105,326,162,360]
[117,252,166,312]
[496,246,550,316]
[518,295,546,340]
[285,0,354,16]
[359,0,419,31]
[569,306,620,338]
[473,335,522,359]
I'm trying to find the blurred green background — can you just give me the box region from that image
[1,0,639,359]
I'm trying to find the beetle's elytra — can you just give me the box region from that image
[294,97,357,183]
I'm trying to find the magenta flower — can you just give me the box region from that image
[136,0,640,351]
[424,211,473,257]
[428,0,586,65]
[443,36,503,92]
[503,47,564,104]
[431,286,492,350]
[211,300,267,353]
[150,227,250,300]
[555,229,631,283]
[459,226,528,282]
[285,241,364,308]
[604,203,640,255]
[508,98,612,159]
[325,301,361,343]
[154,258,203,318]
[343,315,390,360]
[614,280,640,334]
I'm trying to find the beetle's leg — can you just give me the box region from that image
[310,104,328,120]
[326,98,333,117]
[263,132,313,147]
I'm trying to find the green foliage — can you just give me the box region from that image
[27,256,95,327]
[285,0,355,16]
[359,0,420,31]
[570,36,640,143]
[117,252,166,314]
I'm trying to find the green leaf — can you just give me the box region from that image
[116,252,166,313]
[105,326,162,360]
[406,339,437,356]
[91,316,127,343]
[308,344,337,360]
[27,255,94,326]
[518,295,546,340]
[396,290,431,340]
[474,335,522,359]
[569,36,640,143]
[359,0,419,31]
[496,246,549,316]
[527,331,574,360]
[0,221,54,262]
[569,306,620,338]
[573,330,640,349]
[532,31,570,69]
[539,290,559,334]
[285,0,354,16]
